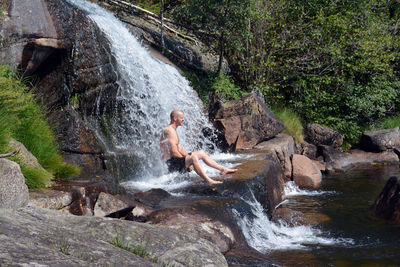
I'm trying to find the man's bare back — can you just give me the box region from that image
[161,109,237,184]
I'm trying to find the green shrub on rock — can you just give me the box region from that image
[0,65,79,187]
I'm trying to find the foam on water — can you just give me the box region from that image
[233,190,354,252]
[284,181,336,197]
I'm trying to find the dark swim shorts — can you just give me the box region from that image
[166,156,189,173]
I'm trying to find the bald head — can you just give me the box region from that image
[170,109,183,122]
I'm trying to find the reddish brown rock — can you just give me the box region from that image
[209,90,284,151]
[271,208,306,226]
[371,176,400,224]
[292,154,322,189]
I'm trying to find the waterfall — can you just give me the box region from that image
[66,0,215,181]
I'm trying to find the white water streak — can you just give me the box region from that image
[233,190,353,252]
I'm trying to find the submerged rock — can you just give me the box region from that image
[209,90,285,151]
[371,176,400,224]
[0,205,228,266]
[0,159,29,208]
[360,128,400,152]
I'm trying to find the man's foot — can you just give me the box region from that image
[220,167,238,175]
[206,178,223,184]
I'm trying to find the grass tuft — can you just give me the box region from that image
[273,107,304,143]
[0,65,80,188]
[371,115,400,130]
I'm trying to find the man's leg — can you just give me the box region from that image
[190,150,237,174]
[185,153,222,184]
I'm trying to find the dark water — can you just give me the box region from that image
[276,165,400,266]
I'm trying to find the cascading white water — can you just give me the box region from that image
[66,0,216,180]
[232,184,354,252]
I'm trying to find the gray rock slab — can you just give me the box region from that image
[0,159,29,208]
[361,128,400,152]
[0,205,228,266]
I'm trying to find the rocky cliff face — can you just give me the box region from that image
[0,0,119,183]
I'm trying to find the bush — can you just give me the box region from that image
[211,73,245,102]
[0,65,79,187]
[273,107,304,143]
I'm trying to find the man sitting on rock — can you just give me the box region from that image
[160,109,237,184]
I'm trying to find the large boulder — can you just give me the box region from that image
[292,154,322,189]
[305,123,343,150]
[209,90,285,151]
[0,159,29,208]
[0,205,228,266]
[360,128,400,152]
[254,134,295,179]
[371,176,400,224]
[321,146,399,172]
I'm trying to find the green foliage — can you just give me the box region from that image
[273,107,304,143]
[174,0,400,143]
[19,165,52,189]
[211,73,244,102]
[0,65,79,187]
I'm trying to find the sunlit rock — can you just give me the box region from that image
[0,159,29,208]
[209,90,285,151]
[361,128,400,152]
[292,154,322,189]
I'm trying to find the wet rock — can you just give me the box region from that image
[0,205,228,266]
[292,154,322,189]
[94,192,129,217]
[305,123,343,150]
[209,90,285,151]
[272,208,306,226]
[321,146,399,172]
[147,207,235,253]
[371,176,400,223]
[0,159,29,208]
[134,188,171,208]
[224,246,275,267]
[360,128,400,152]
[29,189,72,210]
[254,134,295,179]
